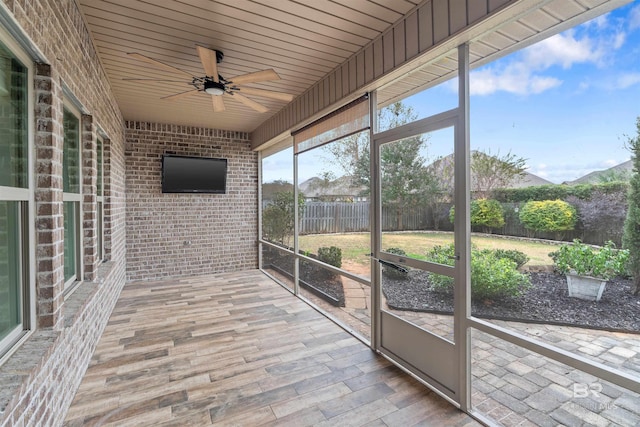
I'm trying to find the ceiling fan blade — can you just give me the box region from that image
[231,92,269,113]
[229,69,280,85]
[196,46,219,82]
[127,53,193,78]
[234,87,294,102]
[212,95,225,112]
[161,89,199,100]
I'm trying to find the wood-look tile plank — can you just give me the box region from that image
[293,365,364,395]
[208,384,299,423]
[315,397,399,427]
[159,410,212,427]
[382,397,478,426]
[81,392,183,426]
[270,382,352,418]
[257,363,333,392]
[210,405,276,426]
[318,382,395,419]
[171,382,263,417]
[262,407,327,426]
[384,375,434,409]
[64,270,479,426]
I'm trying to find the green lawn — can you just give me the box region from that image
[299,232,562,267]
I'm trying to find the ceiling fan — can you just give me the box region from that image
[126,46,294,113]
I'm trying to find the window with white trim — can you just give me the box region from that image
[0,31,32,356]
[96,135,104,262]
[63,105,82,290]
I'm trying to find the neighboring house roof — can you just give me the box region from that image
[428,151,552,192]
[262,181,293,200]
[566,160,632,185]
[508,171,554,188]
[299,176,366,199]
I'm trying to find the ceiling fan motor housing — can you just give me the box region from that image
[204,80,225,95]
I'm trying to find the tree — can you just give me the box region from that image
[262,190,305,247]
[324,102,422,190]
[351,103,443,229]
[622,116,640,295]
[597,168,631,184]
[321,134,368,183]
[471,149,527,198]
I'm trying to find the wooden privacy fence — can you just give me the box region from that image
[300,202,370,234]
[299,201,445,234]
[297,201,625,246]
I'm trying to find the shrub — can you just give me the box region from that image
[450,199,505,231]
[424,244,456,289]
[262,190,305,246]
[318,246,342,268]
[426,244,530,299]
[492,249,530,269]
[470,251,531,300]
[470,199,505,230]
[549,239,629,280]
[385,247,406,256]
[382,247,409,279]
[519,199,577,237]
[492,182,629,203]
[493,184,570,203]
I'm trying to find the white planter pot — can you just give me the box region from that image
[566,273,607,302]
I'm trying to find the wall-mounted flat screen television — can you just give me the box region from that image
[162,154,227,194]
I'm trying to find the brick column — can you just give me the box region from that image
[34,63,64,329]
[82,114,97,281]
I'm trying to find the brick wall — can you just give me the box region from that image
[0,1,127,426]
[125,122,259,281]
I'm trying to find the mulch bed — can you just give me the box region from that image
[262,247,345,306]
[382,271,640,333]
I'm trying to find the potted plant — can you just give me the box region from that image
[549,239,629,301]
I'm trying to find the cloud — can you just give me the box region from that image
[613,72,640,89]
[630,4,640,30]
[524,31,600,69]
[470,66,561,96]
[470,11,634,97]
[471,32,598,96]
[613,31,626,49]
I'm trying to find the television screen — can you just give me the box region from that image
[162,155,227,194]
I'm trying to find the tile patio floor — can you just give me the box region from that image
[64,270,479,426]
[64,269,640,426]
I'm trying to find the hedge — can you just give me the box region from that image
[492,182,629,203]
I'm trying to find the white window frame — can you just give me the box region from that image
[62,102,83,293]
[96,134,104,263]
[0,24,35,361]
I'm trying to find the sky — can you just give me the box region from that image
[263,1,640,185]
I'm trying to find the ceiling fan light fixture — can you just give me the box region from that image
[204,80,225,96]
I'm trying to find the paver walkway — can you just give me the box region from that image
[332,280,640,426]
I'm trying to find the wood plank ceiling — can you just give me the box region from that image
[78,0,627,135]
[78,0,421,132]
